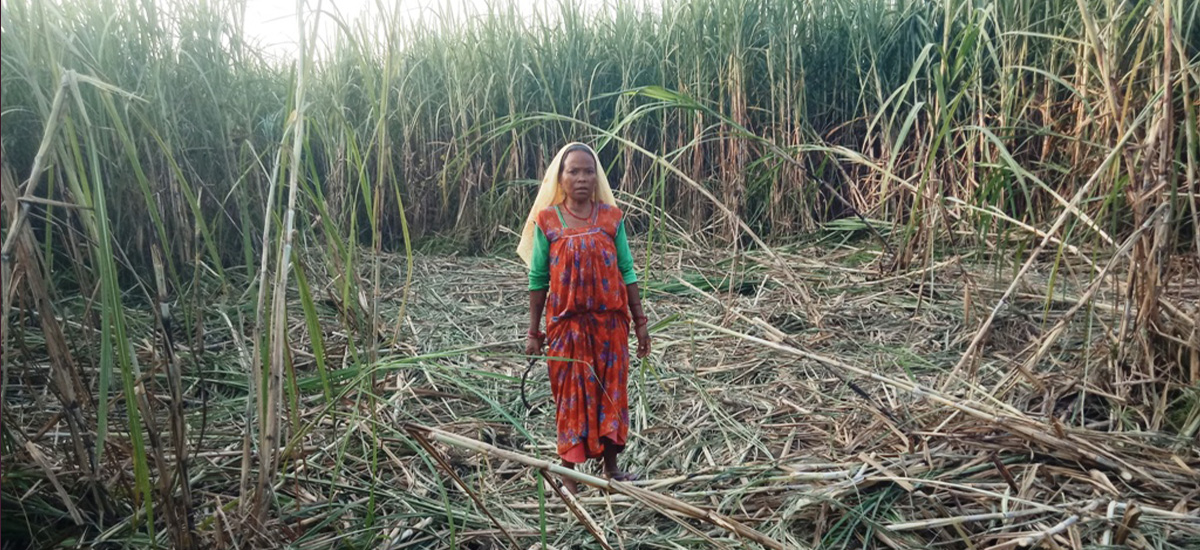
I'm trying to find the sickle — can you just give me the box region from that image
[520,357,543,415]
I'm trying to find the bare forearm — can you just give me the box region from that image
[626,283,646,325]
[627,282,652,358]
[529,290,548,333]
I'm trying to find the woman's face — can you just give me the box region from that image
[560,150,597,202]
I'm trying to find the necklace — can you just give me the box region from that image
[563,201,594,221]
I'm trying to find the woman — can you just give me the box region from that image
[517,142,651,493]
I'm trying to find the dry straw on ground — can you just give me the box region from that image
[9,241,1195,549]
[1,2,1197,546]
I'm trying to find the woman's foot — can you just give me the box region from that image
[604,469,637,482]
[600,440,635,482]
[560,459,580,495]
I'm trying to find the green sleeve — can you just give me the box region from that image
[615,220,638,285]
[528,225,550,291]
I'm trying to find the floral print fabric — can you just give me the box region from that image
[535,203,631,463]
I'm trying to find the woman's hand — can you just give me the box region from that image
[525,333,544,357]
[634,323,651,358]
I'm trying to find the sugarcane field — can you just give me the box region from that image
[1,0,1199,548]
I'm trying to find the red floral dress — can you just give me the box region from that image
[535,204,630,463]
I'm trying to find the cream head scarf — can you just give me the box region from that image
[516,142,617,266]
